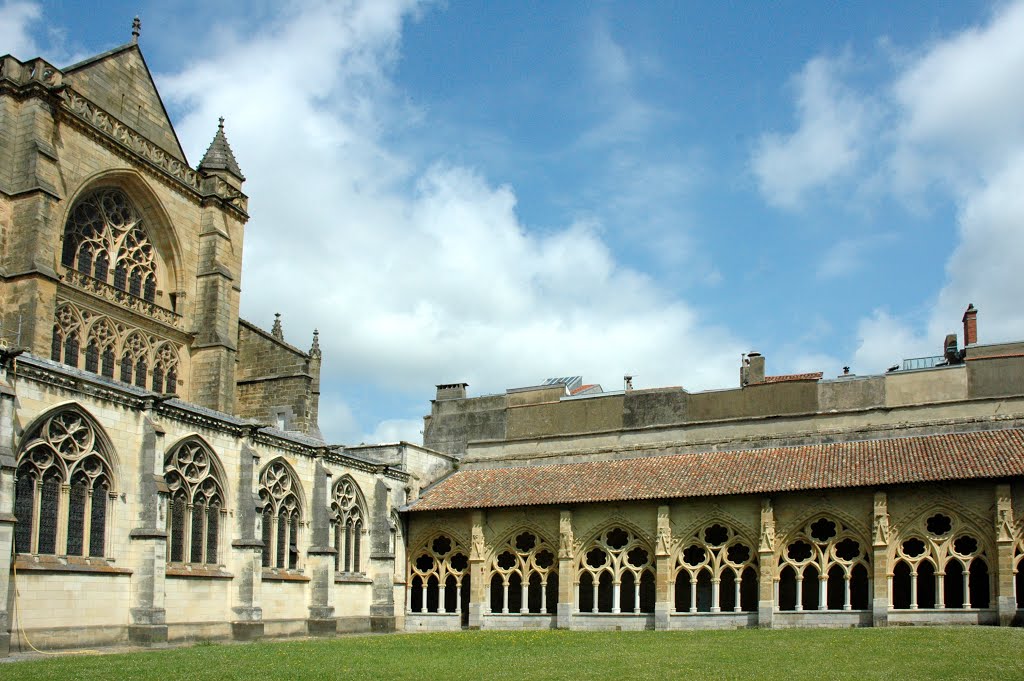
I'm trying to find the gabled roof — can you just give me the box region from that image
[406,428,1024,511]
[199,118,245,180]
[63,42,188,163]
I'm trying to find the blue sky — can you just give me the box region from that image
[4,1,1023,444]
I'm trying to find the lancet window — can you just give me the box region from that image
[151,343,179,394]
[51,304,83,368]
[575,526,655,614]
[890,511,990,609]
[331,477,364,573]
[61,188,157,302]
[776,516,871,611]
[488,531,559,615]
[673,522,758,614]
[14,409,114,558]
[119,331,149,388]
[164,440,225,565]
[258,460,303,570]
[84,318,117,378]
[408,534,470,615]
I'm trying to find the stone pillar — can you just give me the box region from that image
[230,443,264,641]
[0,375,17,656]
[556,510,575,630]
[654,505,672,630]
[871,491,891,627]
[369,478,397,632]
[757,498,776,628]
[467,511,487,629]
[127,415,169,645]
[994,484,1016,626]
[306,457,336,636]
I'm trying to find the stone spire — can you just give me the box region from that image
[271,313,283,340]
[309,329,321,359]
[131,16,141,44]
[198,117,245,181]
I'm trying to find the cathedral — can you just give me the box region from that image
[1,26,1023,655]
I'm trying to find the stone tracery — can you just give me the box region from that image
[672,522,758,614]
[575,526,655,614]
[488,530,559,615]
[259,459,303,570]
[164,439,225,565]
[408,533,470,615]
[776,515,871,611]
[331,476,364,573]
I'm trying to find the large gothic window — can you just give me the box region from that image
[890,511,990,610]
[576,526,655,614]
[14,409,114,558]
[673,522,758,614]
[776,516,870,612]
[61,188,157,302]
[258,460,303,570]
[164,440,225,565]
[331,477,364,573]
[488,531,559,615]
[408,534,470,615]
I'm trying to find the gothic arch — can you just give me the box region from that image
[331,475,367,573]
[670,514,760,614]
[258,457,306,570]
[672,509,759,551]
[486,525,559,615]
[162,434,231,501]
[17,402,122,490]
[574,514,654,562]
[163,435,228,565]
[59,170,184,303]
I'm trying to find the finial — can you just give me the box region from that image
[310,329,321,358]
[131,16,141,44]
[218,116,225,131]
[271,312,283,340]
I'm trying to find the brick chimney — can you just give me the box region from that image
[962,304,978,347]
[741,352,765,386]
[436,383,468,400]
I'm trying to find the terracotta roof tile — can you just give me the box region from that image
[407,429,1024,511]
[762,372,824,383]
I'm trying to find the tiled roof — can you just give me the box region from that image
[762,372,824,383]
[407,428,1024,511]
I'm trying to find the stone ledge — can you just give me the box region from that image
[261,569,310,583]
[166,565,234,579]
[334,573,373,584]
[14,555,132,575]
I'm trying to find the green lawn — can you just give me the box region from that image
[7,628,1024,680]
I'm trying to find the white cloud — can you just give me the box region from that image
[157,1,747,443]
[752,55,876,209]
[360,418,422,445]
[0,1,40,58]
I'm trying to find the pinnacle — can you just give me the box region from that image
[198,116,245,180]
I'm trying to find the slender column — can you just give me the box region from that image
[591,582,599,613]
[438,578,447,614]
[405,583,412,614]
[184,504,194,563]
[936,573,945,608]
[633,582,641,614]
[55,483,69,554]
[758,498,777,628]
[557,511,575,628]
[909,572,918,609]
[612,580,621,613]
[734,578,742,613]
[818,574,827,611]
[994,484,1017,625]
[455,579,463,613]
[520,580,528,614]
[843,575,851,611]
[961,570,970,609]
[540,580,548,614]
[500,581,508,614]
[82,489,94,557]
[711,578,721,613]
[689,579,697,613]
[419,582,427,613]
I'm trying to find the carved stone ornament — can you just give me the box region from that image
[996,487,1014,542]
[873,491,891,546]
[558,511,574,560]
[470,521,486,561]
[759,498,775,553]
[655,505,671,556]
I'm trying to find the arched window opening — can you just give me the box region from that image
[164,440,225,565]
[331,477,365,573]
[52,305,83,369]
[407,534,469,615]
[673,522,758,614]
[889,512,989,610]
[14,410,114,557]
[576,526,653,614]
[258,460,303,570]
[488,531,559,615]
[777,516,870,612]
[152,343,179,394]
[61,188,159,303]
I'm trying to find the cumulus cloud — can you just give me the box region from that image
[0,1,41,58]
[157,1,746,443]
[752,55,876,209]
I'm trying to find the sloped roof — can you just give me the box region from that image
[199,118,245,180]
[407,428,1024,511]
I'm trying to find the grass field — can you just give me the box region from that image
[7,628,1024,680]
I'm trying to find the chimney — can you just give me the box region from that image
[962,304,978,347]
[741,352,765,386]
[436,383,468,400]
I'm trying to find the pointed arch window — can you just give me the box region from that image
[331,477,365,573]
[488,531,559,615]
[673,522,758,614]
[14,409,114,558]
[575,526,655,614]
[164,440,225,565]
[52,304,83,368]
[408,534,470,615]
[776,516,870,612]
[152,343,179,394]
[61,188,158,302]
[258,460,302,570]
[119,331,149,388]
[85,318,117,378]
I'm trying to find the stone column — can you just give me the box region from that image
[994,484,1016,626]
[127,415,169,645]
[467,511,487,629]
[654,505,672,630]
[871,491,891,627]
[556,510,575,630]
[0,375,17,656]
[306,456,336,636]
[757,498,776,628]
[369,478,397,632]
[230,442,264,641]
